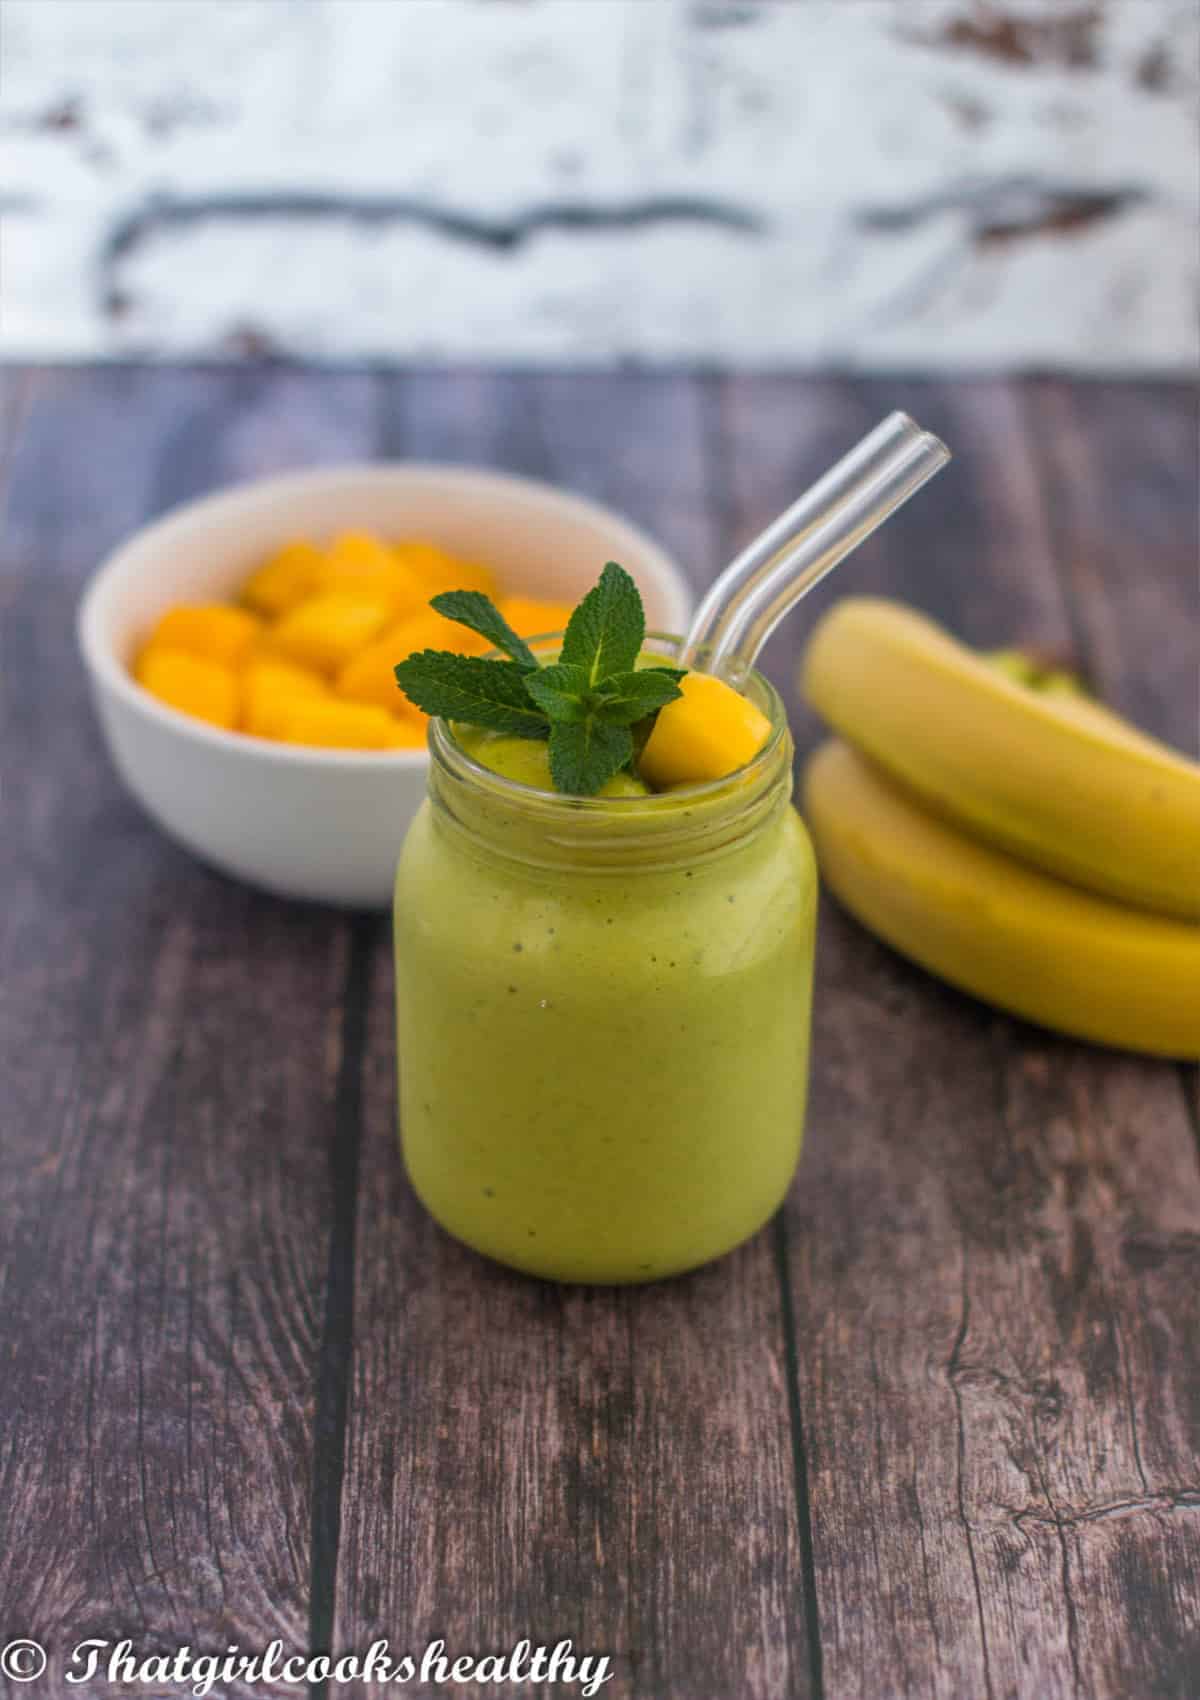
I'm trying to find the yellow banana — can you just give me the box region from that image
[801,598,1200,921]
[804,741,1200,1059]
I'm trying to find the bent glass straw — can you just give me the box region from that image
[679,412,951,681]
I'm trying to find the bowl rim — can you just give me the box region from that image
[77,460,693,772]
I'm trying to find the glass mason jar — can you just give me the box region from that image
[393,649,817,1283]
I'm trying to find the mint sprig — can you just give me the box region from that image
[523,663,592,723]
[394,562,686,794]
[591,668,686,724]
[393,651,549,737]
[549,721,634,796]
[429,589,538,670]
[560,562,644,684]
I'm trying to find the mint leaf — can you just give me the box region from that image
[630,713,659,767]
[559,562,644,686]
[395,564,687,791]
[394,650,548,738]
[591,668,684,725]
[548,719,634,796]
[523,663,592,723]
[430,590,538,670]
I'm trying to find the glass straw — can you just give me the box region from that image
[679,412,950,682]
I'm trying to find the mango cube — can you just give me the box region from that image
[394,542,498,600]
[147,603,261,668]
[314,531,427,616]
[340,611,490,723]
[129,525,523,753]
[241,540,324,617]
[638,671,771,788]
[242,658,328,739]
[135,647,239,730]
[499,596,575,640]
[276,698,422,751]
[267,592,393,676]
[385,608,493,661]
[335,637,422,717]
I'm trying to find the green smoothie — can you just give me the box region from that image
[393,668,816,1283]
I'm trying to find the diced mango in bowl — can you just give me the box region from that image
[131,531,566,751]
[268,591,395,676]
[149,604,262,667]
[393,545,498,601]
[275,698,424,751]
[135,648,240,730]
[240,541,325,617]
[313,532,428,614]
[335,607,493,714]
[241,658,328,739]
[499,596,576,643]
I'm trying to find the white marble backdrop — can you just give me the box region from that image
[1,0,1195,370]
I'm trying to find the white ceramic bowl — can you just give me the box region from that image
[79,463,693,908]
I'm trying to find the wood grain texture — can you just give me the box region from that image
[717,375,1200,1700]
[0,369,1196,1700]
[1023,379,1200,758]
[1022,379,1200,1698]
[0,366,376,1696]
[332,371,813,1700]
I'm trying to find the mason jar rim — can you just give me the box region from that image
[425,633,793,872]
[431,632,787,801]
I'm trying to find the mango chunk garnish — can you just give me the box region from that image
[276,698,422,751]
[241,540,324,617]
[500,595,575,639]
[147,604,261,668]
[135,647,239,730]
[267,592,393,676]
[241,658,328,739]
[638,671,771,788]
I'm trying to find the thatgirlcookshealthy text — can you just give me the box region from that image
[53,1635,613,1694]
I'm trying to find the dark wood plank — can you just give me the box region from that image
[334,372,813,1700]
[722,375,1200,1699]
[1024,378,1200,1696]
[0,365,377,1692]
[3,367,1195,1700]
[1023,379,1199,759]
[382,368,716,584]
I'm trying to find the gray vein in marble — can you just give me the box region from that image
[1,0,1194,369]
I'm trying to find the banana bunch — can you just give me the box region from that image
[800,599,1200,1058]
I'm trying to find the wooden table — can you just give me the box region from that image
[1,368,1196,1700]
